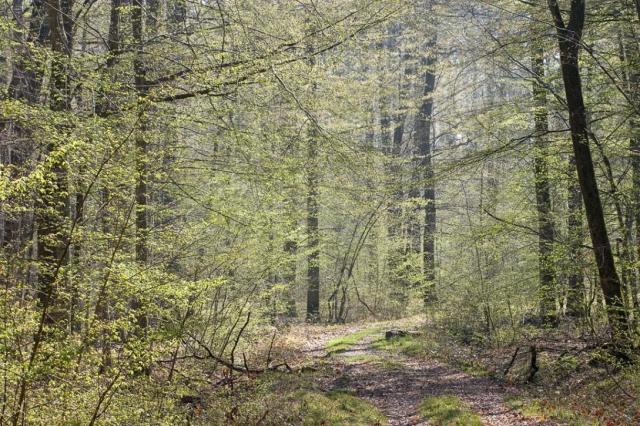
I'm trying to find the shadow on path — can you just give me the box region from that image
[319,332,554,426]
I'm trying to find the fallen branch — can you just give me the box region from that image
[183,334,298,375]
[503,346,520,377]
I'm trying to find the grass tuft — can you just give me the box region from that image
[370,335,430,357]
[505,396,598,425]
[297,390,387,425]
[418,395,482,426]
[325,327,382,355]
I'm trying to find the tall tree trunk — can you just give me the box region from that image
[95,0,123,374]
[622,0,640,325]
[8,0,49,104]
[38,0,73,320]
[1,0,49,263]
[13,0,72,421]
[305,122,320,322]
[415,36,437,305]
[132,0,149,330]
[548,0,628,340]
[566,162,586,317]
[305,40,320,322]
[630,51,640,319]
[96,0,122,116]
[530,40,557,322]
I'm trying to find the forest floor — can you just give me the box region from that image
[198,316,637,424]
[290,317,554,425]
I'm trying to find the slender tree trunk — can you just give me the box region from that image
[305,41,320,322]
[38,0,73,320]
[377,30,398,302]
[96,0,122,116]
[1,0,49,265]
[623,0,640,323]
[530,41,557,322]
[306,124,320,322]
[13,0,72,420]
[631,71,640,316]
[566,161,586,317]
[132,0,149,331]
[8,0,49,104]
[415,36,437,305]
[548,0,628,340]
[95,0,123,374]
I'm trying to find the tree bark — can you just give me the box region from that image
[1,0,50,256]
[530,41,557,322]
[622,0,640,325]
[306,124,320,322]
[132,0,150,332]
[95,0,122,116]
[306,41,320,322]
[12,0,72,420]
[37,0,73,319]
[548,0,628,339]
[566,161,586,317]
[415,36,437,305]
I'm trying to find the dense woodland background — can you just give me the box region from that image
[1,0,640,424]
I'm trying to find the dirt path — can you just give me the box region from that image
[305,324,553,426]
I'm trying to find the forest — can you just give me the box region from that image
[1,0,640,424]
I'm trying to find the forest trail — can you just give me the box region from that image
[301,321,553,426]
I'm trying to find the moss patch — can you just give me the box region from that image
[418,396,482,426]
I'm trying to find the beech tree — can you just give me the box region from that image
[548,0,627,339]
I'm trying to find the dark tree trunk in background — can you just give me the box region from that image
[530,41,557,322]
[96,0,122,116]
[96,0,124,374]
[1,0,50,256]
[306,46,320,322]
[415,36,437,305]
[306,126,320,322]
[623,0,640,322]
[132,0,150,331]
[13,0,73,420]
[8,0,49,104]
[548,0,628,340]
[37,0,73,320]
[631,122,640,316]
[383,22,416,303]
